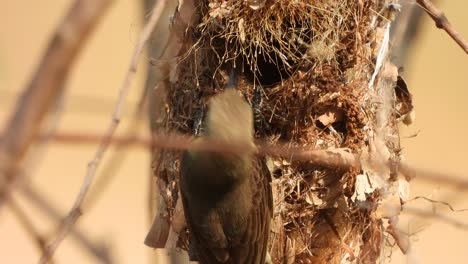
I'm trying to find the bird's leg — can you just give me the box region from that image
[252,85,271,133]
[187,237,199,261]
[192,105,206,136]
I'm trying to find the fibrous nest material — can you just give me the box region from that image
[196,0,363,84]
[152,0,402,263]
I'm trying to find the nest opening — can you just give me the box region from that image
[196,0,320,86]
[241,54,291,87]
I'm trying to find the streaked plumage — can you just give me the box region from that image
[180,89,273,264]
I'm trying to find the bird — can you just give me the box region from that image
[179,88,273,264]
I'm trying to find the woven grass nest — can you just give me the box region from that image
[153,0,398,262]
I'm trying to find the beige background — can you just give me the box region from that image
[1,1,467,263]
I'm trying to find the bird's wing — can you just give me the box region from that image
[180,152,273,264]
[185,199,230,262]
[180,150,232,263]
[229,157,273,263]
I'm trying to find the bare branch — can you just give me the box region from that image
[18,183,113,263]
[403,206,468,230]
[399,162,468,191]
[85,117,145,211]
[8,131,468,192]
[21,131,360,169]
[416,0,468,54]
[390,1,429,66]
[37,1,168,263]
[407,196,468,212]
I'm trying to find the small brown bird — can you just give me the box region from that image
[179,89,273,264]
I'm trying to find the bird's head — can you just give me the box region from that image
[204,89,254,151]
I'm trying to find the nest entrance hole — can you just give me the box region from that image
[242,55,293,87]
[236,21,313,87]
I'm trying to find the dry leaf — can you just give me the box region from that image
[317,108,345,126]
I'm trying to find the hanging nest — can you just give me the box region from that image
[151,0,404,263]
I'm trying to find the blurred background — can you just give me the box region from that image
[0,0,467,263]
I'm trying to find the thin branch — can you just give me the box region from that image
[407,196,468,212]
[7,130,468,192]
[390,1,432,66]
[26,131,361,168]
[399,162,468,191]
[0,0,113,177]
[416,0,468,54]
[0,81,66,209]
[85,117,146,211]
[37,1,168,263]
[403,206,468,230]
[0,167,27,209]
[19,183,113,263]
[84,33,153,207]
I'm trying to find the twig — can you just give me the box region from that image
[416,0,468,54]
[7,198,54,264]
[37,1,168,263]
[85,116,145,211]
[390,0,432,66]
[0,82,66,209]
[156,134,352,167]
[7,130,468,192]
[19,183,113,263]
[5,130,468,189]
[407,196,468,212]
[23,130,361,168]
[0,0,113,177]
[0,167,27,209]
[399,162,468,191]
[403,206,468,230]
